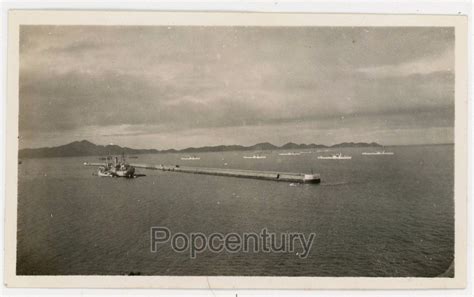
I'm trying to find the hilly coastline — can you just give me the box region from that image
[19,140,381,159]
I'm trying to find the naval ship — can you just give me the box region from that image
[85,154,135,178]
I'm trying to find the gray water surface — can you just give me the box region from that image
[17,145,454,277]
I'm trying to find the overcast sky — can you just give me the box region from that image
[19,26,454,149]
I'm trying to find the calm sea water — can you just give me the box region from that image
[17,145,454,277]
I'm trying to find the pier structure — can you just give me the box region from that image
[84,162,321,183]
[136,164,320,184]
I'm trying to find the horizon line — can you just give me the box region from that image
[19,139,455,151]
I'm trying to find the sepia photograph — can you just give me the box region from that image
[4,11,468,289]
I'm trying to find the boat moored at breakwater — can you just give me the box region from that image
[85,155,136,177]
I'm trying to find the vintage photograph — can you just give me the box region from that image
[5,11,468,289]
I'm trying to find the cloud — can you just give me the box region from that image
[18,26,455,148]
[356,47,454,78]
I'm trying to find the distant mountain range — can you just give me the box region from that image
[19,140,159,158]
[19,140,381,158]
